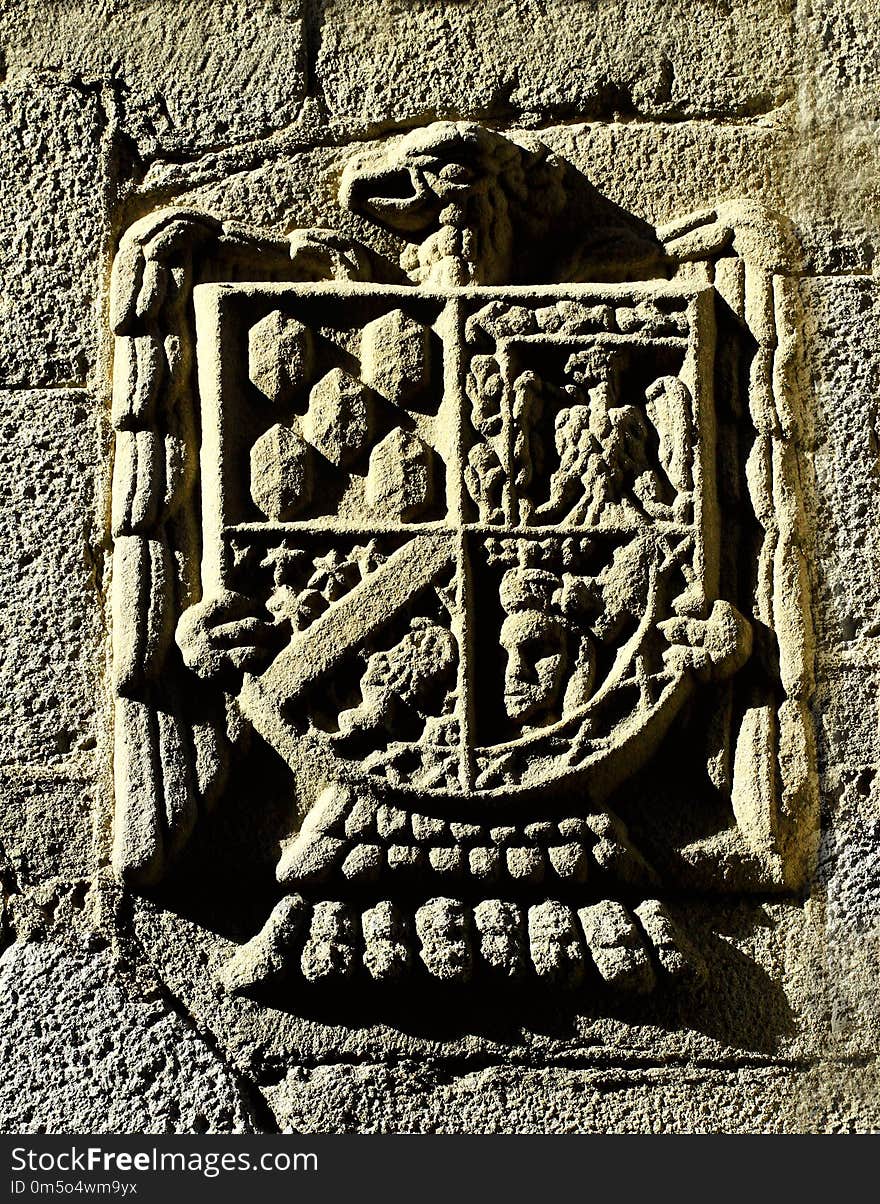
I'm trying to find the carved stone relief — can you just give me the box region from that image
[109,123,817,999]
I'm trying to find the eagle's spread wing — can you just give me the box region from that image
[109,209,390,885]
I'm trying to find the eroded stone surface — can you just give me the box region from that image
[365,428,435,520]
[262,1060,880,1134]
[249,311,315,404]
[0,84,103,386]
[799,274,880,1057]
[0,1,307,156]
[0,940,260,1133]
[250,423,313,519]
[302,369,375,468]
[318,0,795,124]
[361,309,430,404]
[1,0,879,1136]
[0,390,100,773]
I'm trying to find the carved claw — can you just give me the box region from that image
[276,784,354,887]
[658,599,753,683]
[176,590,282,683]
[286,228,386,282]
[219,895,307,995]
[658,201,797,273]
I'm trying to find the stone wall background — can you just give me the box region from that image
[0,0,878,1132]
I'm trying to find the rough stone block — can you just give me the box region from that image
[303,369,374,468]
[0,83,103,386]
[415,897,472,981]
[362,900,411,980]
[804,1,880,122]
[579,901,656,993]
[262,1060,880,1134]
[365,428,434,519]
[249,310,315,404]
[361,309,430,404]
[528,901,584,987]
[0,940,261,1133]
[800,277,880,646]
[0,773,93,894]
[473,899,527,979]
[318,1,794,125]
[0,390,99,769]
[0,1,307,156]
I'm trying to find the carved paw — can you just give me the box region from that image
[658,599,752,683]
[176,590,283,683]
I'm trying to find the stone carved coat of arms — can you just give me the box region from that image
[108,124,817,997]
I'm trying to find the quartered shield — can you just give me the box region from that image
[193,280,724,804]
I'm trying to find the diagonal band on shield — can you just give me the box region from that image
[254,534,456,711]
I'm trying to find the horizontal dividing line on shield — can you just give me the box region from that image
[226,520,697,537]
